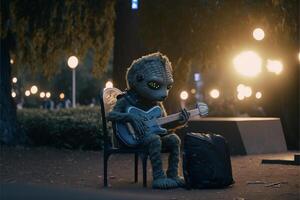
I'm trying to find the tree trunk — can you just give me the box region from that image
[0,37,22,145]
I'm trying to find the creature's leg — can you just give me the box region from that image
[161,133,185,187]
[143,134,177,189]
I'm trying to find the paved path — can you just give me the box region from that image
[1,147,299,200]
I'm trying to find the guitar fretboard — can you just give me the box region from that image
[156,108,200,126]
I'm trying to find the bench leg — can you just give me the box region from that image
[134,153,138,183]
[104,153,110,187]
[142,155,148,187]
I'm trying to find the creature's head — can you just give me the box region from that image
[126,52,174,102]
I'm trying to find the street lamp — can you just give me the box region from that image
[11,91,16,98]
[40,92,45,98]
[25,90,30,96]
[12,77,17,83]
[253,28,265,41]
[30,85,38,94]
[105,81,113,89]
[266,59,283,75]
[59,93,65,100]
[233,51,262,77]
[210,89,220,99]
[180,91,189,108]
[67,56,79,108]
[46,92,51,98]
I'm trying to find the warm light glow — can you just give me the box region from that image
[11,91,16,98]
[244,86,252,97]
[256,92,262,99]
[30,85,38,94]
[298,52,300,62]
[46,92,51,98]
[10,59,14,64]
[25,90,30,96]
[105,81,113,89]
[59,93,65,99]
[40,92,45,98]
[180,91,189,100]
[233,51,262,77]
[266,59,283,75]
[210,89,220,99]
[253,28,265,41]
[12,77,17,83]
[237,84,245,92]
[67,56,79,69]
[190,89,196,94]
[237,93,245,100]
[237,84,252,98]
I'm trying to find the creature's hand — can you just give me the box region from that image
[127,113,147,139]
[178,108,190,126]
[197,102,209,116]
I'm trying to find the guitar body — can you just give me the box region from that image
[115,106,167,147]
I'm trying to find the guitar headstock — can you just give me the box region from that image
[196,102,209,117]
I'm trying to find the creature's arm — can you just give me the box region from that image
[159,103,189,131]
[107,97,147,136]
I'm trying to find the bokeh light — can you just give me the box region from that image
[59,93,65,99]
[210,89,220,99]
[253,28,265,41]
[233,51,262,77]
[25,90,30,96]
[30,85,38,94]
[10,59,14,64]
[11,91,16,98]
[105,81,113,89]
[67,56,79,69]
[190,88,196,94]
[40,92,45,98]
[255,91,262,99]
[180,91,189,100]
[46,92,51,98]
[12,77,17,83]
[237,93,245,100]
[266,59,283,75]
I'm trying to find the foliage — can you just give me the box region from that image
[1,0,116,77]
[17,107,103,150]
[138,0,298,108]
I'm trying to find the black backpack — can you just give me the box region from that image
[183,132,234,189]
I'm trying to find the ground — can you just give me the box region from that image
[0,146,299,200]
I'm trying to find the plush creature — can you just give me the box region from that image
[107,52,194,189]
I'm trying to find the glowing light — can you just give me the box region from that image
[131,0,138,9]
[256,92,262,99]
[237,84,245,92]
[59,93,65,99]
[30,85,38,94]
[233,51,262,77]
[253,28,265,41]
[25,90,30,96]
[266,59,283,75]
[210,89,220,99]
[10,59,14,64]
[237,84,252,98]
[40,92,45,98]
[180,91,189,100]
[12,77,17,83]
[105,81,113,89]
[237,93,245,100]
[244,86,252,97]
[11,91,16,98]
[67,56,79,69]
[190,89,196,94]
[298,52,300,62]
[46,92,51,98]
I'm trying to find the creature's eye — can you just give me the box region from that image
[167,84,172,90]
[147,81,161,90]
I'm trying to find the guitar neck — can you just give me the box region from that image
[156,108,200,126]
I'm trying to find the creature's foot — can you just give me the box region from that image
[152,178,178,189]
[170,176,185,187]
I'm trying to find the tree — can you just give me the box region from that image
[0,0,116,144]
